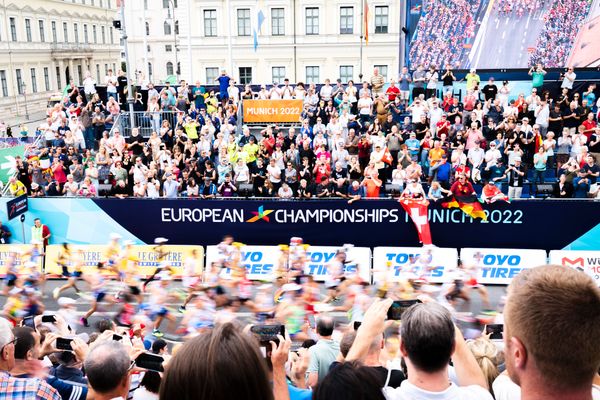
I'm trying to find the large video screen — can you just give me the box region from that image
[407,0,598,69]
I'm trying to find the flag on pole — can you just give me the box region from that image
[400,199,433,245]
[253,6,265,52]
[364,0,370,45]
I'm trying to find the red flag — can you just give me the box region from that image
[382,147,393,165]
[400,199,433,245]
[364,0,369,45]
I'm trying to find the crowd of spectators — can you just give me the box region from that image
[528,0,592,67]
[5,64,600,200]
[408,0,481,68]
[0,264,598,400]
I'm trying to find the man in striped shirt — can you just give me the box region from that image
[370,67,385,96]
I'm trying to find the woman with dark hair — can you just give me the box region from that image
[133,371,161,400]
[313,361,386,400]
[159,323,290,400]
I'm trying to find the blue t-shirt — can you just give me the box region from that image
[436,162,451,181]
[288,383,311,400]
[217,75,231,95]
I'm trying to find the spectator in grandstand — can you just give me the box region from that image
[495,265,600,399]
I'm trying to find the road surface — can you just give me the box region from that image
[470,3,551,68]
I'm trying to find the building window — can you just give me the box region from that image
[51,21,57,43]
[92,25,97,43]
[101,26,105,43]
[30,68,37,93]
[306,66,319,84]
[239,67,252,85]
[272,66,285,83]
[305,7,318,35]
[0,71,8,97]
[374,6,389,34]
[39,20,45,42]
[374,65,388,81]
[25,19,32,42]
[206,67,218,83]
[104,64,108,76]
[96,64,100,82]
[43,67,50,91]
[166,61,174,75]
[174,21,179,35]
[165,44,172,52]
[204,9,217,37]
[77,65,83,84]
[10,17,17,41]
[16,69,23,94]
[56,66,61,89]
[145,21,149,35]
[74,23,79,43]
[109,27,114,43]
[162,0,169,8]
[237,9,250,36]
[99,0,103,7]
[271,8,284,36]
[164,21,171,35]
[83,24,89,43]
[340,7,353,34]
[63,22,69,43]
[340,65,353,82]
[148,62,153,80]
[144,0,148,9]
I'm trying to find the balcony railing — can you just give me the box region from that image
[50,43,93,56]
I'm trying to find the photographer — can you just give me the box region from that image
[497,157,525,199]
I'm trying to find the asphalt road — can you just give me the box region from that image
[471,4,550,68]
[6,279,508,337]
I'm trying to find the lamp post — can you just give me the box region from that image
[118,0,136,129]
[21,82,29,121]
[167,0,179,82]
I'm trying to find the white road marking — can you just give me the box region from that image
[502,31,506,39]
[505,17,509,25]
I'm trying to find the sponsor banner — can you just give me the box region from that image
[549,250,600,286]
[372,247,458,284]
[6,195,28,221]
[0,244,43,276]
[205,245,371,282]
[2,198,600,251]
[460,248,547,285]
[243,99,303,123]
[44,245,204,277]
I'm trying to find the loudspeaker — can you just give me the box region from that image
[238,183,254,197]
[385,184,402,196]
[535,183,554,197]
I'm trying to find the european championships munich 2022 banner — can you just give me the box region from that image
[1,198,600,251]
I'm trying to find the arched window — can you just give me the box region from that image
[145,22,150,36]
[174,20,179,35]
[166,62,173,75]
[164,21,171,35]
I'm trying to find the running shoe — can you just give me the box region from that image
[52,288,60,300]
[80,317,89,327]
[152,329,164,337]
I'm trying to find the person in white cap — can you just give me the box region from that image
[57,296,79,332]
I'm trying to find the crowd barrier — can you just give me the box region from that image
[0,243,597,287]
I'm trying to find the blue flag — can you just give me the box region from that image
[253,29,258,51]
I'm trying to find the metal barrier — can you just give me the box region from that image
[111,111,181,138]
